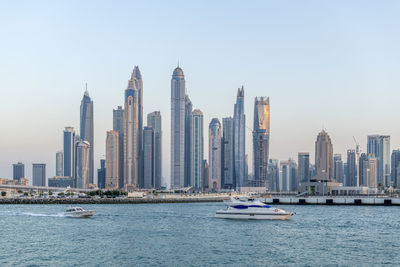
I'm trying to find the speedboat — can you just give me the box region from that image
[215,197,294,220]
[64,206,96,218]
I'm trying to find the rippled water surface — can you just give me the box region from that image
[1,203,399,266]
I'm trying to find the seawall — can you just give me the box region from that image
[0,197,229,205]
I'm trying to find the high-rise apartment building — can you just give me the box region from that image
[113,106,124,188]
[80,88,94,184]
[171,66,186,188]
[280,160,289,192]
[147,111,162,189]
[63,127,75,177]
[184,95,192,187]
[253,97,270,187]
[222,117,234,189]
[124,69,140,188]
[288,159,298,192]
[143,127,155,189]
[268,159,280,192]
[298,153,310,183]
[56,151,63,176]
[333,154,344,183]
[32,163,46,186]
[233,87,245,189]
[346,150,357,186]
[97,159,106,189]
[367,135,391,187]
[314,130,333,181]
[106,131,119,189]
[391,150,400,187]
[75,141,90,189]
[209,118,222,191]
[190,110,204,190]
[13,162,24,180]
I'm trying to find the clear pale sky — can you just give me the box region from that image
[1,1,400,186]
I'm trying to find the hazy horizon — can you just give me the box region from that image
[1,1,400,186]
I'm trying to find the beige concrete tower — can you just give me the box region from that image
[314,130,333,181]
[106,131,119,189]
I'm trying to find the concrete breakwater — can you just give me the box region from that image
[263,197,400,206]
[0,196,229,205]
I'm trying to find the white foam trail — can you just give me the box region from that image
[0,211,66,217]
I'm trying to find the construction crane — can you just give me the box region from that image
[353,136,361,187]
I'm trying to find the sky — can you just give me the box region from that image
[1,0,400,186]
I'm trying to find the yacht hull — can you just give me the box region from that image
[64,210,96,218]
[215,210,293,220]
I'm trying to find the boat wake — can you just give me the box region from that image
[0,211,66,217]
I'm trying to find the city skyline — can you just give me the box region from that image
[2,1,400,185]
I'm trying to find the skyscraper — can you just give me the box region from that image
[222,117,234,189]
[333,154,344,183]
[253,97,270,187]
[298,153,310,183]
[63,127,75,177]
[288,158,298,192]
[143,127,155,189]
[147,111,162,189]
[171,66,186,188]
[113,106,124,188]
[367,155,378,188]
[233,86,245,189]
[184,95,193,187]
[391,150,400,187]
[209,118,222,191]
[106,131,119,189]
[32,164,46,186]
[75,141,90,189]
[346,149,356,186]
[359,153,368,186]
[280,160,289,192]
[80,87,94,185]
[314,130,333,181]
[124,70,140,188]
[56,151,63,176]
[367,135,391,187]
[268,159,279,191]
[131,66,144,189]
[13,162,24,180]
[190,110,204,190]
[97,159,106,189]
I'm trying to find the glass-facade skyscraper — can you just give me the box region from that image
[124,69,140,188]
[63,127,75,177]
[32,163,46,186]
[80,88,94,185]
[367,135,391,187]
[147,111,162,189]
[233,86,245,189]
[222,117,234,189]
[190,110,204,190]
[113,106,124,188]
[13,162,25,180]
[143,127,155,189]
[298,152,310,183]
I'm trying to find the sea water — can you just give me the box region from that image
[0,203,399,266]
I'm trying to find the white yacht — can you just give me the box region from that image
[64,207,96,218]
[215,197,294,220]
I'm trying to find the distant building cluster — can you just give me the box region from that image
[8,65,400,194]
